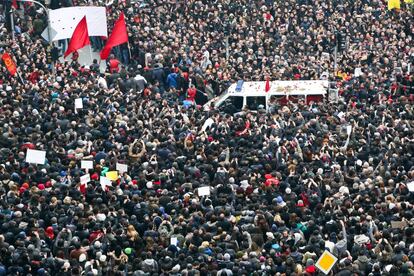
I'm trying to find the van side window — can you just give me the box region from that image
[246,96,266,110]
[221,96,244,113]
[227,96,243,109]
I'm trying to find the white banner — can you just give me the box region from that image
[42,7,107,42]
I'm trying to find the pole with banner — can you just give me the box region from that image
[2,52,17,76]
[1,52,24,83]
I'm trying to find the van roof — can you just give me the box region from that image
[227,80,329,96]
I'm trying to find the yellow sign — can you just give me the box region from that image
[316,250,338,275]
[106,171,119,181]
[388,0,401,10]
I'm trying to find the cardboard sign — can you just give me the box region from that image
[80,174,90,184]
[116,163,128,174]
[25,149,46,165]
[106,171,118,181]
[198,186,210,197]
[316,250,338,275]
[75,98,83,109]
[391,221,407,229]
[100,176,111,190]
[81,160,93,169]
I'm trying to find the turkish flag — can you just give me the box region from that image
[100,12,128,60]
[64,16,90,58]
[265,77,270,93]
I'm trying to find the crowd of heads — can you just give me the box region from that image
[0,0,413,275]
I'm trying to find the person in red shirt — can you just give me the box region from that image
[71,50,79,62]
[108,54,121,73]
[186,85,197,102]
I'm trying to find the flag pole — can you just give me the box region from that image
[125,12,131,63]
[17,70,25,84]
[88,45,93,65]
[127,41,132,61]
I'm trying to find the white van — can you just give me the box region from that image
[204,80,329,112]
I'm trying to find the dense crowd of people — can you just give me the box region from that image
[0,0,413,275]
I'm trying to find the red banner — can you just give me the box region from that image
[2,53,17,76]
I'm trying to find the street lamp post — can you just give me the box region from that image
[17,0,52,43]
[10,7,15,41]
[16,0,56,79]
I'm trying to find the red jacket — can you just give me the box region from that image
[187,87,196,101]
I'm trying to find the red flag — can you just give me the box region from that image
[100,12,128,60]
[2,52,17,76]
[64,16,90,58]
[265,77,270,93]
[12,0,17,9]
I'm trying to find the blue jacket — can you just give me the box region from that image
[167,73,178,88]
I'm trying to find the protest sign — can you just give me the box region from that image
[25,149,46,165]
[106,171,119,181]
[316,250,338,275]
[198,186,211,196]
[80,174,90,184]
[100,176,111,190]
[116,163,128,174]
[81,160,93,169]
[75,98,83,109]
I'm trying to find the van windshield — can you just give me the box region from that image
[216,89,230,104]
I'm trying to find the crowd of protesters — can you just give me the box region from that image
[0,0,413,275]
